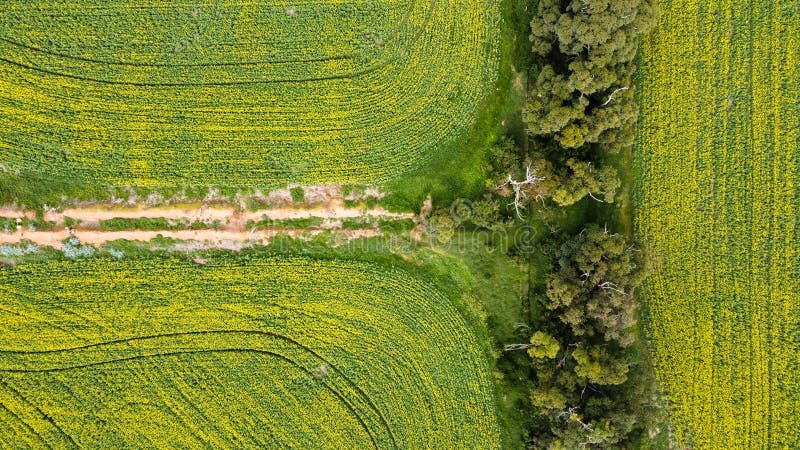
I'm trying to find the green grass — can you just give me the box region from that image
[340,218,371,229]
[289,187,305,203]
[99,217,215,232]
[246,217,325,229]
[438,229,536,448]
[383,0,531,212]
[377,218,415,233]
[338,217,415,232]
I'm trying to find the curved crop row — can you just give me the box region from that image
[0,256,501,448]
[0,0,499,188]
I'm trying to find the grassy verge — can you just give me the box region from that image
[99,217,219,232]
[245,217,325,229]
[383,0,531,212]
[439,229,539,448]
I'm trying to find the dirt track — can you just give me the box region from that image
[0,228,383,248]
[0,201,411,249]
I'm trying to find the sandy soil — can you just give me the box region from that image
[2,199,408,224]
[0,200,409,249]
[0,228,379,248]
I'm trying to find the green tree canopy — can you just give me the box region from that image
[546,224,647,346]
[526,0,656,151]
[528,331,561,359]
[572,346,629,385]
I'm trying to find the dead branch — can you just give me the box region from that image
[497,164,546,219]
[601,86,629,106]
[598,281,626,295]
[587,191,605,202]
[504,343,533,352]
[514,323,532,332]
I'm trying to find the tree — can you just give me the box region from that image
[572,346,629,385]
[498,163,547,218]
[491,152,619,209]
[469,196,506,231]
[551,159,620,206]
[526,0,656,150]
[532,385,568,410]
[425,213,455,244]
[525,66,587,139]
[529,0,562,57]
[528,331,561,359]
[521,2,659,445]
[545,224,647,346]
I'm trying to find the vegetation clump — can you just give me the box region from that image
[528,226,654,448]
[527,0,656,151]
[497,0,658,209]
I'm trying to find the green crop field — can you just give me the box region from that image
[0,0,498,188]
[634,0,800,447]
[0,256,501,448]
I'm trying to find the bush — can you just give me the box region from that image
[62,237,94,260]
[290,187,305,203]
[63,216,81,228]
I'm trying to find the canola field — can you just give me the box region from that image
[0,256,501,448]
[634,1,800,447]
[0,0,498,187]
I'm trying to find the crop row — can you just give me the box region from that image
[0,256,501,448]
[634,0,800,447]
[0,0,499,188]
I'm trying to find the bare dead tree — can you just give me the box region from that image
[504,343,533,352]
[601,86,629,106]
[598,281,626,295]
[497,164,546,219]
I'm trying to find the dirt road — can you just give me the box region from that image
[0,201,410,249]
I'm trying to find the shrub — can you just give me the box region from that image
[289,187,305,203]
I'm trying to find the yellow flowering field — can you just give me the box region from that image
[0,256,501,448]
[0,0,498,187]
[634,0,799,447]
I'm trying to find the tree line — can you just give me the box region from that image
[492,0,656,211]
[522,226,656,448]
[496,0,660,447]
[421,1,662,446]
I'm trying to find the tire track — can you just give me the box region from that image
[0,378,77,449]
[0,329,398,449]
[0,0,436,87]
[6,349,385,449]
